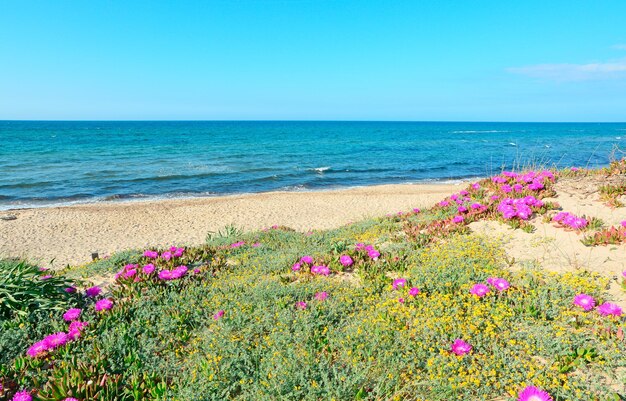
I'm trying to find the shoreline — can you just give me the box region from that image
[0,182,464,268]
[0,178,482,212]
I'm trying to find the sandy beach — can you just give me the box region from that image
[0,183,461,268]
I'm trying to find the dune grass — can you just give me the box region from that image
[1,166,626,401]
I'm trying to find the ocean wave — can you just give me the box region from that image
[309,166,331,173]
[451,130,510,134]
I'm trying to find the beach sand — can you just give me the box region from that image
[0,183,461,268]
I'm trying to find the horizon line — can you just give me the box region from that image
[2,119,626,124]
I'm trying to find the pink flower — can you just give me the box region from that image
[315,291,328,301]
[64,286,77,293]
[409,287,420,297]
[40,274,53,280]
[230,241,245,248]
[517,385,553,401]
[493,278,510,292]
[573,294,595,311]
[171,265,188,279]
[368,249,380,259]
[392,278,407,290]
[85,286,101,298]
[213,310,225,320]
[470,283,490,297]
[450,339,472,355]
[43,332,68,349]
[339,255,353,267]
[252,242,261,247]
[597,302,623,317]
[158,270,172,280]
[471,183,480,190]
[68,321,88,340]
[354,243,366,251]
[11,391,33,401]
[398,297,405,303]
[95,298,113,312]
[143,250,158,258]
[413,208,421,213]
[452,215,464,224]
[142,263,155,274]
[300,255,314,264]
[621,220,626,228]
[458,206,468,213]
[295,301,307,310]
[27,341,48,358]
[161,251,172,261]
[64,398,80,401]
[311,265,330,276]
[292,262,301,271]
[172,247,185,257]
[63,308,82,322]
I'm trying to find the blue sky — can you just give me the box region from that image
[1,0,625,121]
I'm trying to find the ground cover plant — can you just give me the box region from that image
[1,165,626,401]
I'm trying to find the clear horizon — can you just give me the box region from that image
[1,1,626,121]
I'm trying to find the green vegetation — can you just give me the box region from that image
[1,168,626,401]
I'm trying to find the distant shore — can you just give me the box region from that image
[0,182,463,268]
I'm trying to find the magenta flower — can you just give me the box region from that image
[64,286,77,293]
[26,341,48,358]
[64,398,80,401]
[213,310,225,320]
[11,391,33,401]
[458,206,468,213]
[493,278,510,292]
[230,241,245,248]
[43,332,68,349]
[68,321,88,340]
[292,262,301,272]
[368,249,381,259]
[295,301,307,310]
[311,265,330,276]
[392,278,407,290]
[171,265,188,279]
[354,243,366,251]
[597,302,623,317]
[315,291,328,301]
[85,286,101,298]
[161,251,172,260]
[413,208,421,213]
[143,250,158,258]
[95,298,113,312]
[450,339,472,355]
[158,270,172,280]
[300,255,314,264]
[339,255,353,267]
[252,242,261,247]
[452,215,464,224]
[573,294,596,311]
[517,385,553,401]
[142,263,155,274]
[40,274,53,280]
[409,287,420,297]
[470,283,490,297]
[621,220,626,228]
[471,183,480,190]
[63,308,82,322]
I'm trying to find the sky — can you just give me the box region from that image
[1,0,626,121]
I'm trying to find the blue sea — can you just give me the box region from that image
[1,121,625,210]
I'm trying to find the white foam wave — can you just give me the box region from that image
[451,130,510,134]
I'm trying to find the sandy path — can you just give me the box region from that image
[0,183,460,268]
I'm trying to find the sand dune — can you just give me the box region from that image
[0,183,461,268]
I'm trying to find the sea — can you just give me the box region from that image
[1,121,625,210]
